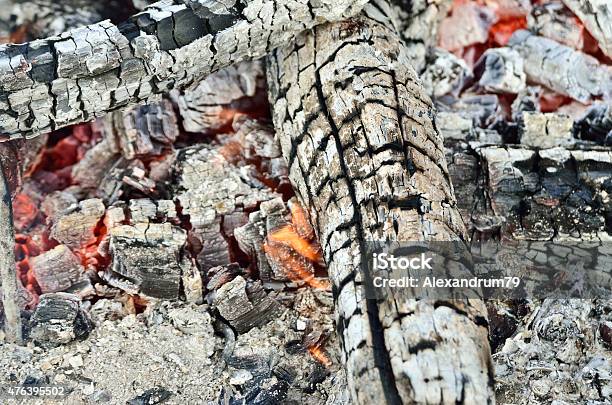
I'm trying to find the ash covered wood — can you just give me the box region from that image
[173,61,265,133]
[49,198,105,249]
[111,99,179,159]
[29,292,93,347]
[442,93,505,128]
[173,119,283,273]
[70,137,121,193]
[391,0,452,73]
[29,244,92,295]
[511,86,541,122]
[448,144,612,240]
[509,30,612,103]
[0,160,22,343]
[0,0,369,139]
[0,0,112,40]
[234,198,289,285]
[267,0,493,402]
[434,111,474,141]
[476,47,526,94]
[213,275,280,334]
[562,0,612,58]
[520,112,575,148]
[108,221,187,300]
[421,48,472,99]
[527,1,588,51]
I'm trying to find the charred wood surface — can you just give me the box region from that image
[0,0,368,140]
[390,0,452,73]
[446,143,612,241]
[267,1,494,403]
[509,30,611,103]
[0,160,22,343]
[29,292,93,348]
[561,0,612,58]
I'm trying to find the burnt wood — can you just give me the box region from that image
[267,1,494,403]
[0,0,368,140]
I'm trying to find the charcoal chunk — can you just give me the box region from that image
[29,293,93,347]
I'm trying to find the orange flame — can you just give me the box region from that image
[267,225,321,263]
[263,200,329,290]
[263,236,329,290]
[308,344,332,367]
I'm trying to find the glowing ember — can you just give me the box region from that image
[76,216,109,269]
[12,193,40,230]
[14,234,42,307]
[263,201,328,290]
[308,343,332,367]
[10,122,107,308]
[267,226,321,263]
[489,17,527,46]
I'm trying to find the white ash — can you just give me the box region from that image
[494,299,612,404]
[509,30,612,103]
[561,0,612,58]
[421,48,473,99]
[477,47,526,94]
[0,299,347,404]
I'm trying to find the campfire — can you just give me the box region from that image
[0,0,611,404]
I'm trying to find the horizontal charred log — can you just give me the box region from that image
[509,30,611,103]
[0,0,368,140]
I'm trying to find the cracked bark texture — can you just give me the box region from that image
[0,0,368,140]
[390,0,452,73]
[267,1,494,403]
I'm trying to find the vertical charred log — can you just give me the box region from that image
[0,160,22,344]
[266,1,494,403]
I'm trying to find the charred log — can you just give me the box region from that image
[0,0,368,140]
[561,0,612,58]
[213,275,281,334]
[574,102,612,146]
[446,143,612,241]
[29,244,92,295]
[0,160,22,343]
[390,0,452,73]
[509,30,611,103]
[527,1,588,51]
[267,1,494,403]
